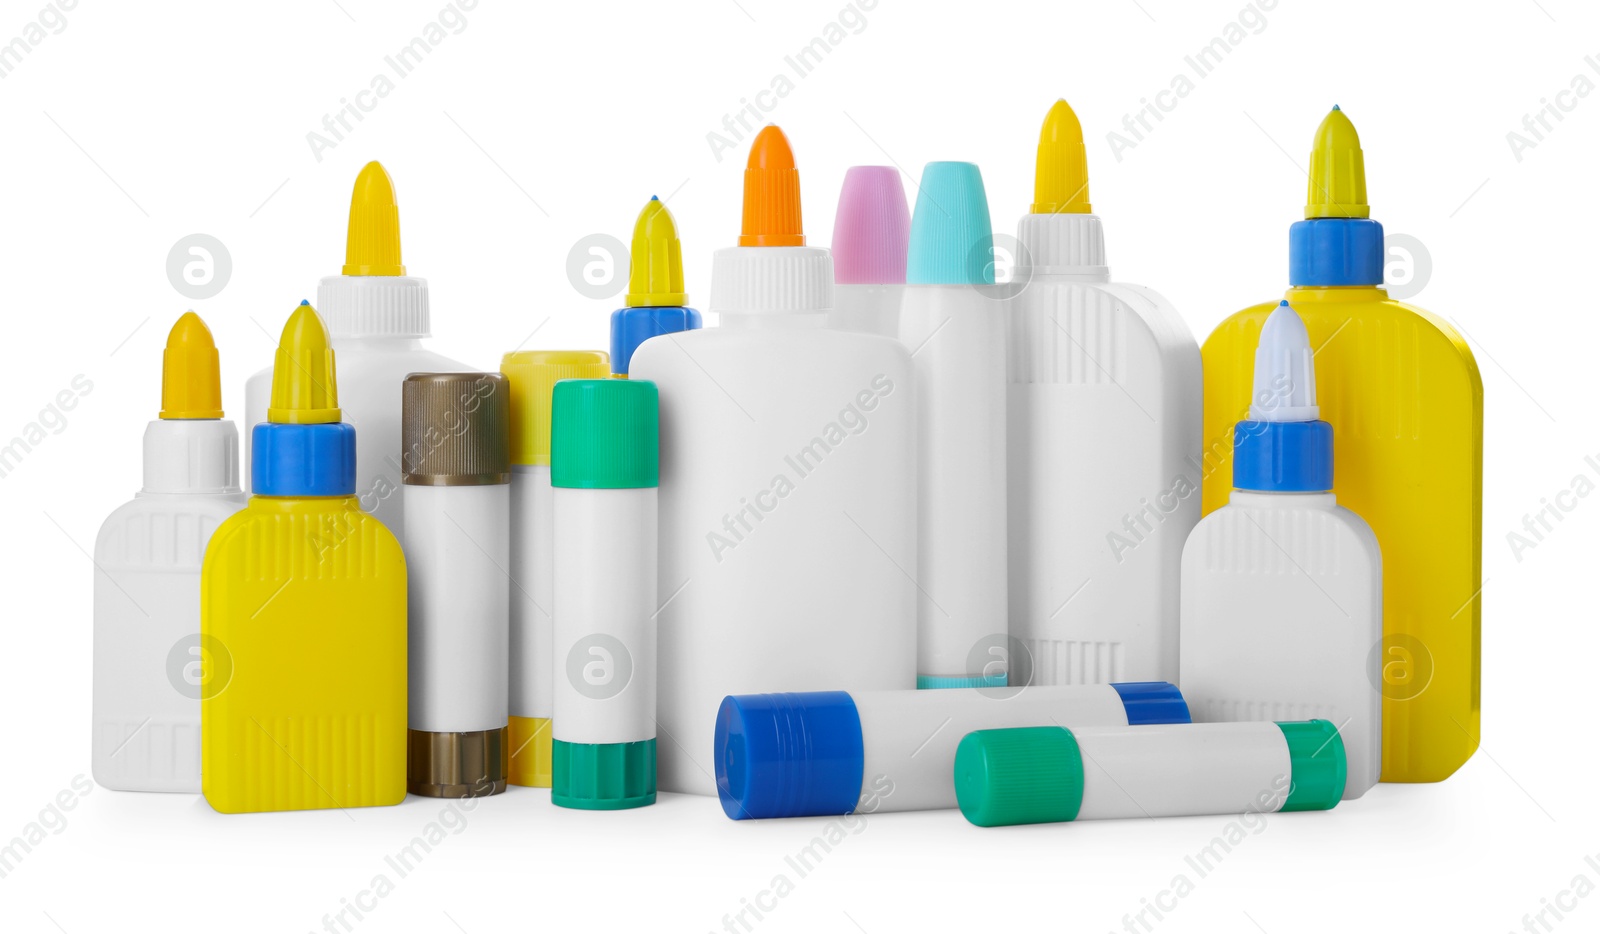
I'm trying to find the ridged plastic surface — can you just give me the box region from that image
[501,351,610,466]
[550,379,659,489]
[954,726,1084,827]
[709,246,833,315]
[832,166,909,286]
[1201,288,1481,783]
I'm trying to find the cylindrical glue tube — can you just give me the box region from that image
[500,351,611,787]
[714,682,1187,819]
[955,720,1346,827]
[550,378,659,809]
[402,372,512,797]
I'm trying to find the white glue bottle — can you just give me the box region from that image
[401,373,511,797]
[714,681,1187,819]
[245,161,473,540]
[829,165,909,337]
[900,160,1008,688]
[92,312,245,792]
[500,350,611,788]
[1007,100,1201,687]
[1180,301,1382,799]
[954,720,1346,826]
[630,125,917,796]
[550,378,659,810]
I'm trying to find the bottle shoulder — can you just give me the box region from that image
[1195,493,1381,560]
[632,326,911,375]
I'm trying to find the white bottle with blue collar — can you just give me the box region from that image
[1179,301,1381,799]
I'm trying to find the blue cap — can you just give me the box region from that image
[906,161,994,285]
[609,305,702,376]
[1110,682,1191,725]
[251,422,356,496]
[1289,218,1384,286]
[1232,419,1335,492]
[714,692,864,820]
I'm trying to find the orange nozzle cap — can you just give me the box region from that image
[159,311,224,419]
[738,125,805,247]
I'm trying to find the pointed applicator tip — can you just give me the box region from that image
[159,311,224,420]
[1250,301,1319,422]
[906,161,994,286]
[625,196,688,308]
[1032,99,1092,215]
[738,125,805,247]
[267,302,342,425]
[1305,106,1369,220]
[832,166,909,285]
[343,160,406,276]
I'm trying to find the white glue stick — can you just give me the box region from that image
[551,378,659,810]
[714,682,1188,819]
[954,720,1346,827]
[402,372,512,797]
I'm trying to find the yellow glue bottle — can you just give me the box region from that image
[201,301,407,813]
[1200,107,1482,783]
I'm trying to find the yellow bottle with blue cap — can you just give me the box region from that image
[1200,106,1482,783]
[610,196,701,377]
[201,301,408,813]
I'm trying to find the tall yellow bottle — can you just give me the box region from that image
[201,301,408,813]
[1200,107,1482,783]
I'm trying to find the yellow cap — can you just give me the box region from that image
[1305,106,1369,220]
[500,350,610,465]
[1031,99,1092,215]
[159,311,224,419]
[625,197,689,308]
[268,301,342,425]
[343,161,406,276]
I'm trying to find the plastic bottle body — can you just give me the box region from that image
[899,284,1007,686]
[244,338,474,538]
[507,463,555,785]
[92,484,245,792]
[1007,268,1200,686]
[1181,490,1382,798]
[552,487,657,808]
[830,283,904,337]
[1200,288,1481,782]
[200,494,408,813]
[404,483,509,729]
[630,325,917,795]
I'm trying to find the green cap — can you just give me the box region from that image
[954,726,1084,827]
[1276,720,1347,811]
[550,379,659,489]
[551,738,657,810]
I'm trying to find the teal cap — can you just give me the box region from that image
[953,726,1084,827]
[906,161,994,285]
[550,378,659,489]
[551,738,657,810]
[1276,720,1347,811]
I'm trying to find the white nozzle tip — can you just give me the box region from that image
[1249,301,1320,422]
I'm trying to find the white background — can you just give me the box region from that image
[1,0,1595,931]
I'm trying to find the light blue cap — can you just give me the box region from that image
[906,161,994,285]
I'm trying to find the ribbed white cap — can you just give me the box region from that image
[709,246,834,315]
[317,275,431,340]
[1016,213,1108,278]
[143,419,240,495]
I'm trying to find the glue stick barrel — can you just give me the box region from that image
[550,378,659,809]
[501,351,611,788]
[955,720,1347,828]
[714,682,1187,819]
[402,373,512,797]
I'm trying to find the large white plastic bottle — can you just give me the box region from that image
[244,162,473,542]
[1008,100,1201,687]
[92,313,245,792]
[1180,301,1382,799]
[629,125,917,796]
[900,161,1008,688]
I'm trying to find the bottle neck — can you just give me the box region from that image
[1016,212,1109,281]
[142,419,240,495]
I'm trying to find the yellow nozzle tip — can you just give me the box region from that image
[342,161,406,276]
[1305,106,1370,220]
[267,301,342,424]
[159,311,224,419]
[625,196,689,308]
[1031,99,1092,215]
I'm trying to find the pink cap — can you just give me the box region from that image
[832,166,910,285]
